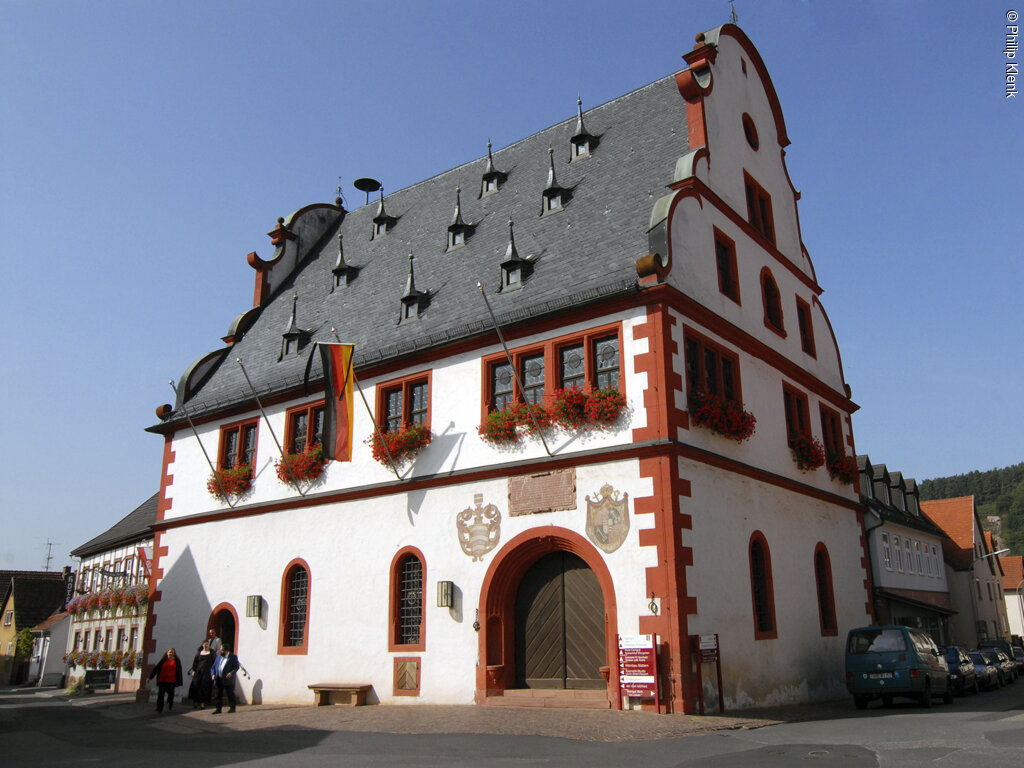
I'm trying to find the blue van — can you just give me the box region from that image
[845,625,952,709]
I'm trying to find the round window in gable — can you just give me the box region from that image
[742,113,759,150]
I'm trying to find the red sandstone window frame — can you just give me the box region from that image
[813,543,838,636]
[278,558,310,655]
[388,547,425,653]
[819,404,843,460]
[480,323,623,419]
[748,531,778,640]
[744,171,775,245]
[218,417,260,471]
[714,227,741,304]
[760,267,785,337]
[782,383,811,443]
[284,401,325,456]
[683,327,743,404]
[392,656,421,697]
[795,297,816,357]
[375,371,432,433]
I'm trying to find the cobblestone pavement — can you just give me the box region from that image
[43,690,855,743]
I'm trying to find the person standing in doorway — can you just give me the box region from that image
[148,648,183,713]
[211,645,239,714]
[205,628,222,653]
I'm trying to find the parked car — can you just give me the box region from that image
[974,651,1007,692]
[969,650,1001,690]
[1012,646,1024,676]
[992,649,1017,682]
[978,638,1015,658]
[846,625,953,709]
[942,645,979,695]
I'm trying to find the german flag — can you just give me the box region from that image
[318,343,355,461]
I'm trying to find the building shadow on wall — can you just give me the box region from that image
[154,545,262,706]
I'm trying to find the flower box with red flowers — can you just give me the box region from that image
[789,432,826,471]
[584,388,627,427]
[478,401,552,445]
[827,452,859,484]
[275,443,327,485]
[206,465,253,501]
[688,388,757,442]
[367,423,432,466]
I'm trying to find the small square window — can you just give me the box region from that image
[220,419,259,470]
[545,193,561,211]
[377,374,431,432]
[484,178,497,193]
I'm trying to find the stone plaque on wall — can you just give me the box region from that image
[508,468,576,517]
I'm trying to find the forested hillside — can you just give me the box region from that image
[919,463,1024,555]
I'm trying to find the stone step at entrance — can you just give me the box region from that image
[482,688,611,709]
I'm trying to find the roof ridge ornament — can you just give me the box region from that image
[545,146,559,190]
[450,187,466,228]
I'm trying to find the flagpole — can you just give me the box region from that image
[234,358,307,495]
[475,283,553,456]
[168,381,235,508]
[329,329,403,480]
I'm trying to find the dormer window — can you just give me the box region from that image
[541,146,570,215]
[374,220,388,237]
[450,230,464,248]
[544,191,562,212]
[371,188,397,240]
[446,187,474,251]
[499,218,531,292]
[572,137,590,159]
[483,177,498,194]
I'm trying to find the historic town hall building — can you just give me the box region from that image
[143,25,870,712]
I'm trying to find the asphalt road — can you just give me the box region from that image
[2,683,1023,767]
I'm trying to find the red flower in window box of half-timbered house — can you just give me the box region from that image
[584,388,627,427]
[789,432,826,471]
[826,452,859,485]
[121,650,139,674]
[85,592,102,613]
[367,423,432,466]
[688,388,757,442]
[206,465,253,501]
[274,443,327,485]
[98,590,114,613]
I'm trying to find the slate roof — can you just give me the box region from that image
[155,72,690,426]
[70,492,158,558]
[857,456,941,535]
[4,574,66,633]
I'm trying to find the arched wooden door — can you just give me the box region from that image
[513,551,605,689]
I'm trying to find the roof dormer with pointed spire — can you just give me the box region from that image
[500,217,533,291]
[400,253,430,322]
[280,294,313,360]
[447,187,475,250]
[480,140,507,197]
[372,188,397,239]
[330,231,359,290]
[541,146,572,215]
[570,97,599,161]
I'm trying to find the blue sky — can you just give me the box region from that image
[2,0,1020,572]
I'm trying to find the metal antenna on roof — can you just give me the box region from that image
[730,2,738,24]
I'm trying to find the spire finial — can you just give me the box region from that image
[546,146,558,187]
[505,216,520,262]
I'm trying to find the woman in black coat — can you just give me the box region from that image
[188,640,215,708]
[148,648,183,713]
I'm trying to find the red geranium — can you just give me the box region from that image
[207,465,253,501]
[367,423,432,466]
[827,452,859,484]
[789,432,826,471]
[275,443,327,485]
[688,389,757,442]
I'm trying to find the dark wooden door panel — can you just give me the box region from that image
[515,551,606,689]
[564,557,606,688]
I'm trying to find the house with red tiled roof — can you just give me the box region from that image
[1001,555,1023,642]
[920,496,1010,646]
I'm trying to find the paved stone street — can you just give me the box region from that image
[12,686,850,742]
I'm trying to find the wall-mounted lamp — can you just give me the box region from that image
[436,581,454,608]
[246,595,263,619]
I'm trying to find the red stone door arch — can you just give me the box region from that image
[475,526,618,705]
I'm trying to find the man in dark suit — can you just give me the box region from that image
[211,645,240,714]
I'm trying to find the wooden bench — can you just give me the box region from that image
[308,683,372,707]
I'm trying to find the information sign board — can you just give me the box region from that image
[618,634,658,699]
